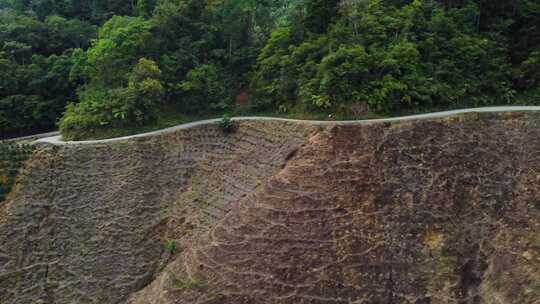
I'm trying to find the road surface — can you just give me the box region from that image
[34,106,540,145]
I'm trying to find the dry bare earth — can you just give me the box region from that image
[1,113,539,304]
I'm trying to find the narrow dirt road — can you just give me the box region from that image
[35,106,540,145]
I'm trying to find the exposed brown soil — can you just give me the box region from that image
[1,113,539,304]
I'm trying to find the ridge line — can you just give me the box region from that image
[35,106,540,145]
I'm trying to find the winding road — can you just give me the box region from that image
[31,106,540,145]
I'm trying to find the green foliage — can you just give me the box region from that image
[519,49,540,89]
[45,16,96,52]
[302,0,339,34]
[0,50,78,137]
[117,59,165,122]
[0,9,95,138]
[86,16,156,86]
[0,10,47,56]
[301,45,371,109]
[171,272,224,301]
[173,275,209,291]
[164,239,177,253]
[251,0,524,115]
[250,28,299,112]
[179,64,231,113]
[1,0,139,23]
[59,58,164,140]
[0,142,34,203]
[135,0,156,18]
[2,0,540,140]
[0,95,47,135]
[218,113,235,133]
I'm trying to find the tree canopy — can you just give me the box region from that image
[0,0,539,139]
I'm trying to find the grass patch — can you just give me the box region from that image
[171,273,224,301]
[173,275,209,291]
[218,113,236,133]
[164,239,177,253]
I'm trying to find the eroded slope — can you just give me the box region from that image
[129,113,540,304]
[0,121,312,304]
[1,113,539,304]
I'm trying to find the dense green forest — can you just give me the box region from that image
[0,0,539,139]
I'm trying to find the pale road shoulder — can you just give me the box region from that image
[35,106,540,145]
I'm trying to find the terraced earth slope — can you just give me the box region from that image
[1,113,540,304]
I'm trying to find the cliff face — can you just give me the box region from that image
[1,114,539,304]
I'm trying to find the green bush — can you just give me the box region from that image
[60,58,164,140]
[164,239,177,253]
[218,114,235,133]
[179,64,232,113]
[518,49,540,89]
[250,28,299,112]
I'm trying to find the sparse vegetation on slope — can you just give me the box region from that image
[0,142,34,202]
[1,114,539,304]
[0,119,311,303]
[127,113,540,304]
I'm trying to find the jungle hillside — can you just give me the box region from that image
[0,0,539,140]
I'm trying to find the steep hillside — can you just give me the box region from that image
[1,113,540,304]
[0,121,312,303]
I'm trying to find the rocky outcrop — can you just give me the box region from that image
[1,113,539,304]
